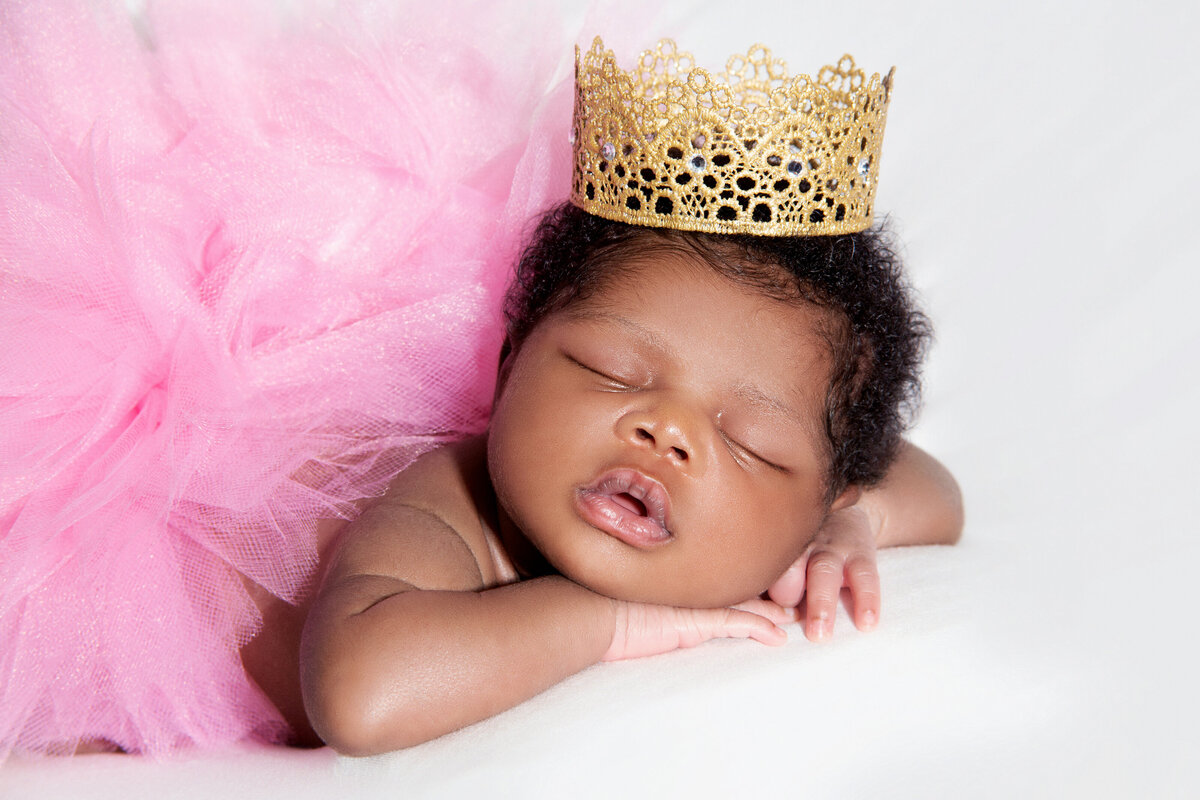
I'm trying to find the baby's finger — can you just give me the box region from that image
[732,597,800,626]
[718,607,788,646]
[803,550,844,642]
[692,607,787,648]
[746,620,788,647]
[766,560,807,608]
[845,553,881,631]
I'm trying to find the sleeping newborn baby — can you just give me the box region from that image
[291,201,963,753]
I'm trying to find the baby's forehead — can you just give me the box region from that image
[560,257,839,405]
[569,250,843,355]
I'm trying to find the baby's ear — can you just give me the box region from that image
[830,483,862,511]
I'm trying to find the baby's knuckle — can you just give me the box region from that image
[808,556,842,578]
[846,557,877,579]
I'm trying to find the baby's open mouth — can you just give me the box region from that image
[574,469,673,549]
[610,492,646,516]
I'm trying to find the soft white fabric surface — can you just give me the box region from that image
[5,0,1198,797]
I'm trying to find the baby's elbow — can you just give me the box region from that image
[320,719,394,758]
[933,473,965,546]
[304,672,398,756]
[302,656,438,756]
[917,445,965,546]
[301,665,369,755]
[945,470,965,544]
[939,510,964,546]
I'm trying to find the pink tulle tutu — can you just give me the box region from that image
[0,0,571,757]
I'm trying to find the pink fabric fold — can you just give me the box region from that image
[0,0,572,757]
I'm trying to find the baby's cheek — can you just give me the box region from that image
[487,441,544,535]
[485,417,536,525]
[745,504,823,580]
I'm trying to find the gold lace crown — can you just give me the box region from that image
[570,37,895,236]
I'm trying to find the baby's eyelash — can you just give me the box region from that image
[566,355,633,389]
[723,432,789,473]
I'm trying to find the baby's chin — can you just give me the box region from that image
[506,507,794,609]
[555,559,769,610]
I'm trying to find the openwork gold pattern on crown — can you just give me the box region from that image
[570,37,894,236]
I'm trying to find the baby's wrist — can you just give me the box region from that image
[527,574,620,663]
[842,498,883,547]
[601,599,628,662]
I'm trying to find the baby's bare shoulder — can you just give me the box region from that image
[325,436,495,592]
[385,437,488,524]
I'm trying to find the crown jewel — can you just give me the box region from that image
[570,37,895,236]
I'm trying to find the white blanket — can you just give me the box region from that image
[6,0,1197,796]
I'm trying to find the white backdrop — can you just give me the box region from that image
[5,1,1198,797]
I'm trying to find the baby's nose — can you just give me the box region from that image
[633,425,689,462]
[617,404,701,470]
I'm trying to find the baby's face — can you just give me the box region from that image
[487,250,853,608]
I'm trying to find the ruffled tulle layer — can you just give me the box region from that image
[0,0,571,757]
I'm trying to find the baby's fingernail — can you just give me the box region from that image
[861,609,877,629]
[808,619,828,641]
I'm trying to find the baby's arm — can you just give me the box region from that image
[300,443,610,754]
[300,440,790,754]
[858,440,964,549]
[767,441,963,640]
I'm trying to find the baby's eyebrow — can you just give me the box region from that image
[731,383,805,426]
[565,308,673,355]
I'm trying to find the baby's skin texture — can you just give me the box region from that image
[294,249,963,754]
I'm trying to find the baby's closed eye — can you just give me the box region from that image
[564,353,641,391]
[720,429,791,473]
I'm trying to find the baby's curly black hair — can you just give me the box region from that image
[502,201,931,500]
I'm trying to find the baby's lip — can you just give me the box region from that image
[575,468,674,549]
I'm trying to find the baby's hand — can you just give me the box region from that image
[766,506,879,642]
[601,597,796,662]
